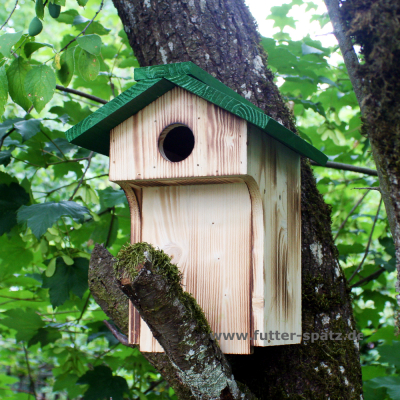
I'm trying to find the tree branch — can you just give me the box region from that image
[350,267,386,288]
[56,85,108,105]
[90,244,256,400]
[68,151,94,201]
[0,0,18,31]
[310,160,378,176]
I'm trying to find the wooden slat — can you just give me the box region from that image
[109,87,248,182]
[140,183,252,354]
[246,123,301,346]
[118,183,142,345]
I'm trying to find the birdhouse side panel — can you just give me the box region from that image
[247,124,301,346]
[109,87,247,183]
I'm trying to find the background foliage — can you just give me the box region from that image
[0,0,398,398]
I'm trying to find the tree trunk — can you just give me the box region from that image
[324,0,400,318]
[89,0,364,397]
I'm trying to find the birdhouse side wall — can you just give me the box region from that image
[109,87,247,183]
[246,123,301,346]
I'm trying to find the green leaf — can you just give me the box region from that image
[77,366,129,400]
[57,9,79,24]
[50,100,92,125]
[14,119,42,142]
[24,65,56,112]
[266,4,296,30]
[98,187,126,209]
[28,327,62,347]
[53,0,66,6]
[73,16,111,36]
[6,57,32,111]
[77,48,100,81]
[77,0,89,6]
[0,182,29,236]
[0,234,33,277]
[35,0,45,20]
[366,326,396,345]
[302,43,324,55]
[17,200,90,239]
[0,308,44,342]
[24,42,54,58]
[378,341,400,369]
[54,373,83,398]
[368,376,400,400]
[0,32,23,58]
[77,34,102,56]
[56,46,75,86]
[362,365,388,381]
[0,65,8,115]
[42,257,88,307]
[0,150,11,166]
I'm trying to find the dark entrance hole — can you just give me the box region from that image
[158,124,195,162]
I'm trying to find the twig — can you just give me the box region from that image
[48,156,90,165]
[334,190,370,241]
[105,208,115,248]
[56,91,103,108]
[41,131,67,160]
[310,160,378,176]
[56,85,107,105]
[144,379,165,394]
[103,320,135,348]
[23,344,38,400]
[353,187,381,191]
[0,0,18,31]
[0,127,14,150]
[348,197,383,283]
[76,293,91,323]
[68,151,94,200]
[350,267,386,288]
[59,0,105,53]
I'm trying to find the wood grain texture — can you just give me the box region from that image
[246,123,301,346]
[109,86,248,182]
[140,183,252,354]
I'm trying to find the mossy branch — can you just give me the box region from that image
[90,243,256,400]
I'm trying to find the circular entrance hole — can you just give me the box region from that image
[158,124,195,162]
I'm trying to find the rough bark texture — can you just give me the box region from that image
[88,0,364,397]
[325,0,400,314]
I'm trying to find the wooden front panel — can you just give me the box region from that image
[109,87,247,182]
[140,183,252,354]
[247,123,301,346]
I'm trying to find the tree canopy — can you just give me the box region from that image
[0,0,398,399]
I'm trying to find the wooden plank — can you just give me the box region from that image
[246,123,301,346]
[109,87,248,182]
[118,183,142,346]
[140,183,252,354]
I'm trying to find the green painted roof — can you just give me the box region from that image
[65,62,327,165]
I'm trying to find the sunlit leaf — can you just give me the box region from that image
[0,32,23,58]
[24,65,56,112]
[77,48,100,81]
[7,57,32,111]
[77,34,102,55]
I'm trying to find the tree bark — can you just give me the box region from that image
[324,0,400,317]
[88,0,364,397]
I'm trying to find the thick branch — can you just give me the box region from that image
[117,249,255,400]
[89,244,256,399]
[310,160,378,176]
[56,85,107,104]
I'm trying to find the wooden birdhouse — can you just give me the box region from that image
[66,62,327,355]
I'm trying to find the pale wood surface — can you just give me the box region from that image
[109,87,247,182]
[140,183,252,354]
[246,123,301,345]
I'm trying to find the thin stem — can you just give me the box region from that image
[105,207,115,248]
[348,197,383,283]
[350,267,386,288]
[334,190,370,241]
[41,130,67,160]
[56,85,107,104]
[69,151,94,200]
[0,0,18,31]
[23,344,38,400]
[48,157,90,165]
[75,292,91,323]
[0,127,15,149]
[58,0,105,53]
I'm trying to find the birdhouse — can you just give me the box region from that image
[66,62,327,355]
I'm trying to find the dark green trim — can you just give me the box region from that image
[65,62,327,165]
[134,62,260,112]
[66,79,175,156]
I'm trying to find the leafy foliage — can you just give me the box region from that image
[0,0,396,398]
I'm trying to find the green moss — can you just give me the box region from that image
[115,242,211,334]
